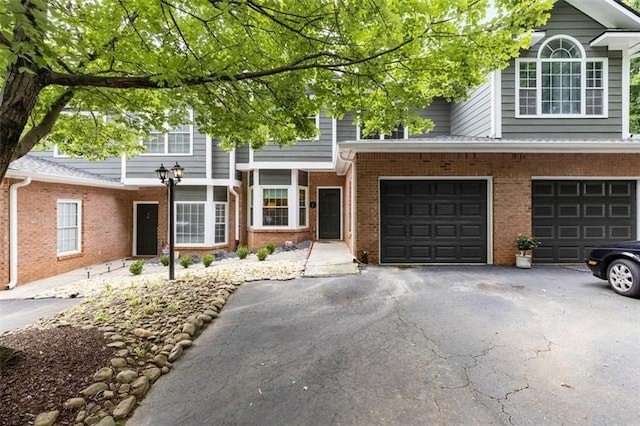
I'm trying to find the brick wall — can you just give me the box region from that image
[309,171,345,240]
[355,152,640,265]
[7,180,135,286]
[0,180,10,285]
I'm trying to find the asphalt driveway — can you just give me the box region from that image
[0,298,82,334]
[129,265,639,425]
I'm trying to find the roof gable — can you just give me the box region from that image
[564,0,640,29]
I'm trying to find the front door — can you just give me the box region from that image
[318,188,341,239]
[136,203,158,255]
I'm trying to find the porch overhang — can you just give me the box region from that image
[590,31,640,55]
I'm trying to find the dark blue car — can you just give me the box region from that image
[587,241,640,298]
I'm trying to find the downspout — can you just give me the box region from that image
[7,177,32,289]
[228,150,240,250]
[337,149,358,261]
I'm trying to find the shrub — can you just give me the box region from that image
[202,254,215,267]
[256,247,269,261]
[265,242,276,254]
[236,246,249,259]
[179,255,193,268]
[516,235,541,254]
[129,260,144,275]
[159,255,170,266]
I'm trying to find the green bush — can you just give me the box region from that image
[159,255,170,266]
[129,260,144,275]
[256,247,269,261]
[265,242,276,254]
[236,246,249,259]
[179,255,193,268]
[202,254,215,267]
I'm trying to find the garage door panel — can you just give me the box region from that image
[533,204,554,218]
[610,182,632,196]
[610,226,632,239]
[380,180,487,263]
[610,205,631,217]
[383,224,406,238]
[532,180,636,263]
[409,225,431,238]
[410,204,431,216]
[558,182,580,196]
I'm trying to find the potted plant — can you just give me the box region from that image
[515,234,540,269]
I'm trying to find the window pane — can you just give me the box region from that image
[168,132,190,153]
[263,188,288,226]
[541,57,581,115]
[214,203,226,244]
[143,133,164,153]
[57,201,79,253]
[299,189,307,227]
[176,203,205,244]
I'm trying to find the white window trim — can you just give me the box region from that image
[213,201,228,245]
[248,169,310,230]
[515,35,609,119]
[57,199,82,256]
[141,109,194,156]
[356,125,409,140]
[175,201,207,247]
[53,145,70,158]
[311,114,320,141]
[298,187,309,227]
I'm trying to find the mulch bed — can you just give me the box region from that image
[0,327,115,426]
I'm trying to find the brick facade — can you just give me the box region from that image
[5,180,135,286]
[354,152,640,265]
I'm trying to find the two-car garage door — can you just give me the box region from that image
[380,180,487,263]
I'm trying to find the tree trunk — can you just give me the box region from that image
[0,63,42,181]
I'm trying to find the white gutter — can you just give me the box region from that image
[5,170,132,189]
[7,177,32,289]
[228,149,240,250]
[338,140,640,160]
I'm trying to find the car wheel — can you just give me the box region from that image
[607,259,640,298]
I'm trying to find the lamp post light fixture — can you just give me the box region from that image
[155,162,184,280]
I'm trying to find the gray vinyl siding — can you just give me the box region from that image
[126,127,207,179]
[253,112,333,163]
[337,112,357,142]
[175,186,206,202]
[450,81,492,137]
[502,0,622,139]
[211,140,230,179]
[28,150,123,179]
[411,98,452,137]
[259,169,292,185]
[236,145,250,164]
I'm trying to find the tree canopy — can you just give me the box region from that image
[0,0,552,181]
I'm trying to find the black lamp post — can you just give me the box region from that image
[155,162,184,280]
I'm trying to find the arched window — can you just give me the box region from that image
[516,35,606,117]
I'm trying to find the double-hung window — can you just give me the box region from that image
[176,202,205,244]
[516,35,607,117]
[142,111,193,155]
[357,124,408,140]
[263,188,289,226]
[57,200,81,255]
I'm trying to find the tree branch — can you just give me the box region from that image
[14,90,75,160]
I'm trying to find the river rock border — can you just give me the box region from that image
[30,261,304,426]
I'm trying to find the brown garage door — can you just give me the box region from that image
[380,180,487,263]
[532,180,636,262]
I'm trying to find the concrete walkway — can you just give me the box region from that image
[0,241,358,301]
[304,241,360,277]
